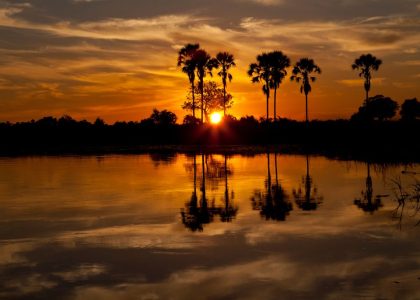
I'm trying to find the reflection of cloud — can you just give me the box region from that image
[54,264,107,282]
[70,254,420,300]
[0,241,34,265]
[2,274,56,297]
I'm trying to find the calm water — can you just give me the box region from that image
[0,154,419,300]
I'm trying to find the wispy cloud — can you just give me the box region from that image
[0,0,418,122]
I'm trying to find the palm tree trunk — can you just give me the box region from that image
[266,83,270,121]
[191,81,195,118]
[365,88,369,103]
[200,80,204,123]
[223,82,226,117]
[273,87,277,121]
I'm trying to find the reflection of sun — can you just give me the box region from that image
[210,112,222,124]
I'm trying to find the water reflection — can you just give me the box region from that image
[292,155,322,211]
[390,174,420,229]
[251,153,292,221]
[181,154,237,231]
[0,154,419,300]
[219,155,238,222]
[354,163,385,214]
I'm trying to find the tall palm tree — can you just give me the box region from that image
[268,51,290,120]
[290,58,321,124]
[248,53,271,121]
[352,54,382,103]
[177,43,200,118]
[194,49,218,123]
[216,52,236,117]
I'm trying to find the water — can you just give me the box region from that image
[0,154,419,299]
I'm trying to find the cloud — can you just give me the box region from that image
[0,0,419,121]
[337,78,386,87]
[239,0,285,6]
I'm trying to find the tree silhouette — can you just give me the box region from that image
[251,153,292,221]
[178,43,200,118]
[400,98,420,121]
[148,109,177,125]
[290,58,321,124]
[351,95,398,122]
[352,53,382,103]
[292,155,322,211]
[181,154,218,231]
[219,155,238,222]
[216,52,236,117]
[194,49,218,123]
[268,51,290,121]
[182,81,233,122]
[248,53,272,121]
[354,163,383,214]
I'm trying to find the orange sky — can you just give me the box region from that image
[0,0,419,122]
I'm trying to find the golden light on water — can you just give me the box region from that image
[210,112,222,124]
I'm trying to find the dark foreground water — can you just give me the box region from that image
[0,154,419,300]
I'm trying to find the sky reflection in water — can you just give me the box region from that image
[0,154,419,299]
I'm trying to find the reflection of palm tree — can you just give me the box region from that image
[290,58,321,124]
[216,52,236,117]
[293,155,322,211]
[178,43,200,118]
[251,153,292,221]
[354,163,383,214]
[181,154,215,231]
[182,154,235,231]
[352,54,382,103]
[219,155,238,222]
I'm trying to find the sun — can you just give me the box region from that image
[210,112,222,124]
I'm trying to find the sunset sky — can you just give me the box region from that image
[0,0,419,123]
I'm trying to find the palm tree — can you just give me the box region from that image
[290,58,321,124]
[248,53,271,121]
[216,52,236,117]
[178,43,200,118]
[194,49,218,123]
[268,51,290,120]
[352,54,382,103]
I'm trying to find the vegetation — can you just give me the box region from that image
[351,95,399,122]
[269,51,290,121]
[215,52,236,116]
[352,54,382,103]
[177,43,200,118]
[400,98,420,121]
[192,49,218,123]
[248,53,272,120]
[290,58,322,124]
[182,81,233,122]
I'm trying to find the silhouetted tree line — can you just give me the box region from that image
[1,107,419,160]
[177,45,418,126]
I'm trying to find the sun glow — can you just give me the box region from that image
[210,112,222,124]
